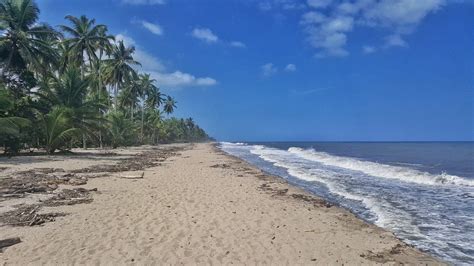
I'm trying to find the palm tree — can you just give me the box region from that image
[93,26,113,105]
[91,27,113,148]
[38,67,103,148]
[137,73,157,141]
[107,110,135,148]
[145,82,164,110]
[0,0,59,76]
[59,15,110,149]
[117,77,141,117]
[0,86,29,139]
[59,15,107,77]
[104,40,140,109]
[163,95,177,115]
[38,106,80,154]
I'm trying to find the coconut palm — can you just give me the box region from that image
[145,82,164,110]
[0,86,29,137]
[117,78,141,117]
[107,110,136,148]
[104,40,140,109]
[38,106,80,154]
[59,15,107,76]
[137,73,157,141]
[93,26,113,104]
[38,67,103,147]
[0,0,59,76]
[163,95,177,115]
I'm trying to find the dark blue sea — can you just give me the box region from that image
[220,142,474,265]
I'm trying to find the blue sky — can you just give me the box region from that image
[38,0,473,141]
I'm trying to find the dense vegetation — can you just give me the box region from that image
[0,0,210,154]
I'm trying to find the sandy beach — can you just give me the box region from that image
[0,143,442,265]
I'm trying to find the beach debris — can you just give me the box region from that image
[119,172,144,179]
[42,188,95,207]
[291,193,332,208]
[0,205,65,226]
[0,171,91,201]
[0,145,186,228]
[0,237,21,252]
[258,183,289,197]
[72,146,183,174]
[68,177,87,185]
[210,163,231,169]
[257,174,273,181]
[360,244,408,263]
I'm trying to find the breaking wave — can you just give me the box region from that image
[287,147,474,187]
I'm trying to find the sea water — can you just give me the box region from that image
[220,142,474,265]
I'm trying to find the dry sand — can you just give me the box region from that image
[0,143,443,265]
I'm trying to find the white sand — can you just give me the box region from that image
[0,143,442,264]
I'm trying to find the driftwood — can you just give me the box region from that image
[0,205,65,226]
[0,237,21,251]
[119,172,144,179]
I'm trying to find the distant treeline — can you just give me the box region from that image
[0,0,210,154]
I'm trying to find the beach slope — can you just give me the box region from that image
[0,143,442,264]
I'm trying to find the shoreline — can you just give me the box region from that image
[0,143,443,264]
[212,143,444,264]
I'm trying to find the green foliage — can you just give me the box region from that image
[0,0,210,154]
[38,106,80,154]
[0,86,30,153]
[157,118,210,143]
[0,0,60,75]
[106,110,137,148]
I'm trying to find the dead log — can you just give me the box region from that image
[0,237,21,251]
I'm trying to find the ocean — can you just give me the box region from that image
[219,142,474,265]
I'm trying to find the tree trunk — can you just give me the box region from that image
[81,57,87,149]
[99,130,103,149]
[82,134,86,149]
[141,104,144,143]
[114,84,119,109]
[97,51,103,149]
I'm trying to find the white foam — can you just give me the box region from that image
[250,146,369,203]
[224,143,474,264]
[288,147,474,187]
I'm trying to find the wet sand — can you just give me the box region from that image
[0,143,443,264]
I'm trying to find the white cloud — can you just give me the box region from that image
[362,45,376,54]
[191,27,219,43]
[121,0,165,5]
[285,64,296,72]
[261,63,278,77]
[141,20,163,36]
[230,41,246,48]
[115,33,136,46]
[191,28,245,49]
[302,15,353,57]
[151,71,217,87]
[115,34,217,88]
[362,0,445,28]
[300,11,326,24]
[116,34,165,71]
[301,0,447,56]
[307,0,333,8]
[385,34,408,47]
[259,0,305,11]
